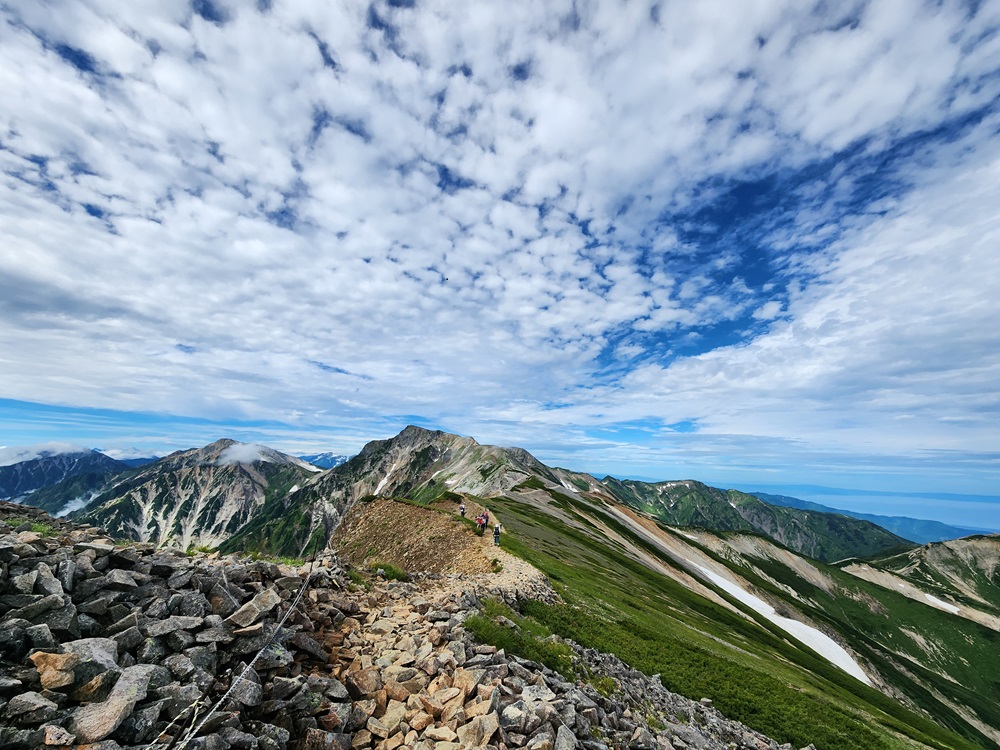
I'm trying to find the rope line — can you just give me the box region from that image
[146,559,316,750]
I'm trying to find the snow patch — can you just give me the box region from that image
[374,475,390,495]
[216,443,274,466]
[692,563,872,685]
[290,457,323,473]
[924,593,960,614]
[0,442,91,466]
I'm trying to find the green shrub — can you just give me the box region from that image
[464,598,574,677]
[368,561,409,581]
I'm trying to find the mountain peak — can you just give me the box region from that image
[0,442,94,467]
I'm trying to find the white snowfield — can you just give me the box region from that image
[924,593,961,614]
[693,564,872,685]
[0,442,91,466]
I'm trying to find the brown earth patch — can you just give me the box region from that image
[331,496,493,576]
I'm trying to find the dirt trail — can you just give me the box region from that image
[330,496,553,602]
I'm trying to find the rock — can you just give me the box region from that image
[555,724,578,750]
[62,637,120,685]
[0,726,44,749]
[629,726,656,750]
[346,668,382,699]
[145,615,203,637]
[303,728,354,750]
[41,724,76,745]
[523,682,557,703]
[230,666,264,706]
[70,664,168,742]
[29,651,79,689]
[423,725,458,742]
[381,699,407,734]
[501,700,529,731]
[3,691,60,725]
[226,587,282,627]
[457,711,500,747]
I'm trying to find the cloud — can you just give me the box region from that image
[0,441,91,467]
[215,442,272,466]
[1,1,999,496]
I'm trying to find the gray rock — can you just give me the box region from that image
[145,614,204,637]
[230,666,264,706]
[226,587,282,627]
[62,637,120,684]
[555,724,578,750]
[2,691,59,725]
[70,663,169,742]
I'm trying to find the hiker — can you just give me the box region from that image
[493,522,501,546]
[476,514,485,533]
[459,502,466,517]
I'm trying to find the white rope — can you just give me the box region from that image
[152,559,316,750]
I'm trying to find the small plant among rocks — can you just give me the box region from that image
[369,560,409,581]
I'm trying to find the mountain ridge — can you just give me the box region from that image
[752,491,984,543]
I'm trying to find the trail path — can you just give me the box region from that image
[331,496,554,603]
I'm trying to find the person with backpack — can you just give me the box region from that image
[493,522,502,546]
[459,502,466,517]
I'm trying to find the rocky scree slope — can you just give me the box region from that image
[0,501,806,750]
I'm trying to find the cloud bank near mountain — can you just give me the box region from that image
[1,1,999,501]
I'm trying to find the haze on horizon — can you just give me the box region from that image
[2,1,999,528]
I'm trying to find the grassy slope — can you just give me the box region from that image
[486,492,988,750]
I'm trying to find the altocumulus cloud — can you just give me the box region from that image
[0,0,999,496]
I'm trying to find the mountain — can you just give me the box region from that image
[12,425,998,748]
[602,478,913,562]
[225,426,910,564]
[297,451,350,469]
[218,425,999,748]
[0,443,127,500]
[63,439,318,549]
[753,491,983,543]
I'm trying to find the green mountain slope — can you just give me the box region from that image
[752,491,983,543]
[482,490,998,749]
[602,477,913,562]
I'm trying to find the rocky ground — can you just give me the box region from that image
[0,500,810,750]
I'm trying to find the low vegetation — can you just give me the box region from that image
[487,494,983,750]
[5,517,54,536]
[463,598,574,677]
[367,561,409,581]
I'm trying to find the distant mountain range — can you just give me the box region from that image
[751,491,983,544]
[0,443,127,500]
[297,451,350,469]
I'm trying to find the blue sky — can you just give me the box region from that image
[2,1,1000,528]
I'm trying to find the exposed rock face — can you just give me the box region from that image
[0,501,799,750]
[71,440,318,549]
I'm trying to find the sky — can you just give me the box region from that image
[2,0,1000,528]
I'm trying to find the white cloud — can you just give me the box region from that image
[0,442,91,467]
[1,0,999,496]
[216,442,272,466]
